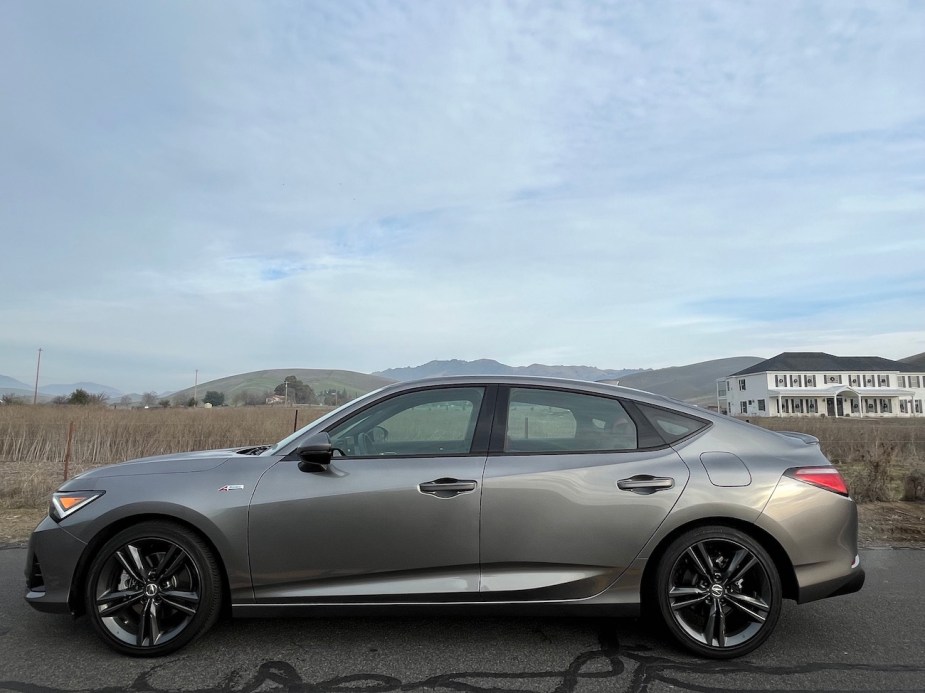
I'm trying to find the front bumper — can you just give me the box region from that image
[24,515,88,614]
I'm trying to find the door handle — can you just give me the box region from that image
[617,475,675,494]
[418,478,478,498]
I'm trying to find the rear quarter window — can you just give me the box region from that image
[637,404,709,444]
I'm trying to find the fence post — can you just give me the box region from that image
[63,421,75,481]
[293,409,299,432]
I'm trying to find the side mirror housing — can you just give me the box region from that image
[291,432,334,473]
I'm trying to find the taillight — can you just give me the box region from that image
[784,467,849,497]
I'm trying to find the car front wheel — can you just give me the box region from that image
[84,521,222,656]
[656,526,782,658]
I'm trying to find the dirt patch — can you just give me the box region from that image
[0,508,44,546]
[858,501,925,547]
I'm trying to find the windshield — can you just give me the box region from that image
[261,386,389,455]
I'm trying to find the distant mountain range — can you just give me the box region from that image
[375,359,643,382]
[3,350,924,406]
[0,376,123,400]
[600,356,765,406]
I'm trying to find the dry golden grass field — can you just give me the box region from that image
[1,405,923,544]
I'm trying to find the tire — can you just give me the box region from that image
[84,521,223,656]
[655,525,782,659]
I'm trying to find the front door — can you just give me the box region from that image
[248,386,491,602]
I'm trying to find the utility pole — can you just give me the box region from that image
[32,348,42,404]
[194,369,199,405]
[284,381,289,406]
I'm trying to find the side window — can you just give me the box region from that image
[505,388,637,453]
[637,404,709,444]
[328,387,484,457]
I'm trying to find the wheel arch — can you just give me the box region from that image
[640,516,798,606]
[68,513,231,616]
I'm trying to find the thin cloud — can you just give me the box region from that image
[1,1,923,391]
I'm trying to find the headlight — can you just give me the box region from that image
[49,491,104,522]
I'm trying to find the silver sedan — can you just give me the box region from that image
[25,376,864,658]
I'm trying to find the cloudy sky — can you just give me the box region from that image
[2,1,924,393]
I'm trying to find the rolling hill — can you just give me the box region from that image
[600,356,764,406]
[168,369,395,403]
[375,359,642,382]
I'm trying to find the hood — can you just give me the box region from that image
[70,448,240,480]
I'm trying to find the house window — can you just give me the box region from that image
[879,375,890,387]
[864,375,875,386]
[758,399,766,412]
[865,399,875,412]
[880,399,891,413]
[851,400,860,411]
[807,399,817,413]
[850,375,860,386]
[739,379,746,391]
[805,375,816,387]
[790,374,801,387]
[916,400,923,414]
[911,376,922,388]
[793,400,802,412]
[899,376,907,387]
[775,375,786,387]
[900,400,908,413]
[825,374,842,384]
[717,382,727,397]
[781,399,790,413]
[740,402,747,414]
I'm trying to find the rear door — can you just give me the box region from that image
[479,386,692,600]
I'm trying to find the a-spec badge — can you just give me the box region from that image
[218,484,245,492]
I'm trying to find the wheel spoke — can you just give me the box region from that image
[695,542,716,576]
[703,599,717,645]
[723,549,748,581]
[114,547,145,583]
[148,600,162,646]
[668,586,709,610]
[137,601,149,647]
[728,555,758,584]
[97,589,144,616]
[725,593,768,623]
[717,601,727,647]
[685,546,712,580]
[152,545,180,580]
[161,590,199,616]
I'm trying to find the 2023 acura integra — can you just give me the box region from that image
[25,376,864,657]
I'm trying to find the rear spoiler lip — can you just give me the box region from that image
[777,431,820,445]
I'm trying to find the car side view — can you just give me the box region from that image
[25,376,864,658]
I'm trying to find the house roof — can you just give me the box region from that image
[730,352,922,376]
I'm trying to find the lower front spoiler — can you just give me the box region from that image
[24,516,88,615]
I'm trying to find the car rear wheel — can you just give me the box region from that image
[656,525,782,658]
[84,521,222,656]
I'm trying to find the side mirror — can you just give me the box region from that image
[292,432,334,473]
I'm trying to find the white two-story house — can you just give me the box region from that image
[717,352,925,418]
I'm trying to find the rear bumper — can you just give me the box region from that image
[23,516,87,614]
[797,556,865,603]
[757,477,863,603]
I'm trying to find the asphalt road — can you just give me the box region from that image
[1,546,924,693]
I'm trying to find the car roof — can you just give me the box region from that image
[376,375,712,417]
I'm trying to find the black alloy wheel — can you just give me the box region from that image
[85,521,222,656]
[656,526,782,658]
